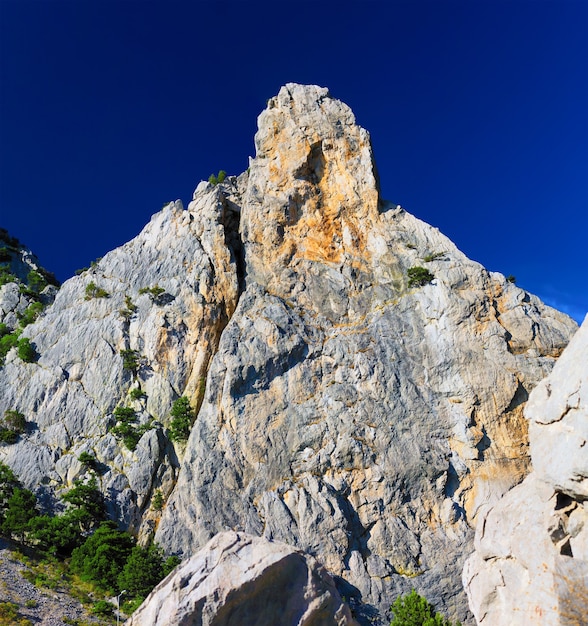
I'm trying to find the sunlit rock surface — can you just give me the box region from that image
[463,315,587,625]
[125,531,358,626]
[0,85,578,624]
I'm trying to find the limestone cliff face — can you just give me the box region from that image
[0,193,240,532]
[0,85,578,625]
[154,85,576,623]
[463,315,588,625]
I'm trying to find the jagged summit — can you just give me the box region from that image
[0,85,578,624]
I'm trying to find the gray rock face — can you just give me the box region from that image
[155,85,576,624]
[125,531,358,626]
[0,85,579,624]
[463,316,588,625]
[0,194,241,534]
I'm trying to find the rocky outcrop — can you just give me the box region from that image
[0,85,579,624]
[463,316,588,625]
[125,531,358,626]
[154,85,576,623]
[0,190,243,534]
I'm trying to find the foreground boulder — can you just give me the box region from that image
[125,531,358,626]
[463,316,588,625]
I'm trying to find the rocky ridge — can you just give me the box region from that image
[0,84,578,624]
[463,315,588,624]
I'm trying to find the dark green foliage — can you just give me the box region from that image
[407,267,435,288]
[18,302,44,327]
[74,267,89,275]
[0,266,18,286]
[120,295,137,321]
[0,228,20,247]
[1,487,37,543]
[117,543,165,598]
[506,275,516,284]
[17,337,37,362]
[26,270,47,293]
[0,330,19,365]
[28,512,84,557]
[70,521,135,593]
[62,476,105,529]
[0,247,11,263]
[78,452,97,470]
[163,555,181,577]
[168,396,195,442]
[84,281,109,300]
[129,387,146,401]
[138,285,166,304]
[208,170,227,185]
[120,349,139,373]
[3,410,26,432]
[90,600,114,617]
[151,489,164,511]
[390,590,460,626]
[110,406,153,451]
[0,410,26,444]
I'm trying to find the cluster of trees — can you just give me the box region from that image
[0,461,179,611]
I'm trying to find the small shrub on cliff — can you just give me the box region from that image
[168,396,195,442]
[407,266,434,288]
[390,589,460,626]
[0,410,26,444]
[17,338,37,363]
[84,282,109,300]
[18,302,44,327]
[208,170,227,185]
[120,349,140,374]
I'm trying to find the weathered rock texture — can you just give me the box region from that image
[463,315,588,625]
[126,531,358,626]
[154,85,576,623]
[0,192,241,533]
[0,84,579,624]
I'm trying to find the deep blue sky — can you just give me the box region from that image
[1,0,586,323]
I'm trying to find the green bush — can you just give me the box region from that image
[78,452,97,470]
[17,337,37,363]
[0,266,18,287]
[70,521,135,593]
[129,387,146,401]
[0,330,19,365]
[407,267,435,288]
[18,302,44,327]
[208,170,227,185]
[117,543,165,598]
[506,274,516,284]
[0,410,26,444]
[138,285,166,304]
[90,600,114,617]
[28,511,85,557]
[120,349,140,374]
[26,270,47,293]
[120,295,137,321]
[390,589,460,626]
[1,487,37,543]
[151,490,164,511]
[168,396,195,442]
[84,282,109,300]
[61,476,105,529]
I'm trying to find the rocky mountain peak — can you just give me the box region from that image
[242,84,380,302]
[0,85,580,625]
